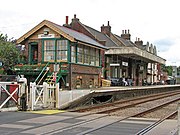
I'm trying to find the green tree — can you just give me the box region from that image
[161,64,173,76]
[0,33,19,74]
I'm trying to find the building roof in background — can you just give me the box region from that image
[83,25,119,47]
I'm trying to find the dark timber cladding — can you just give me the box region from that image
[16,20,107,90]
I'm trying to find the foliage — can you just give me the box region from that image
[0,68,4,74]
[161,64,173,76]
[0,33,20,74]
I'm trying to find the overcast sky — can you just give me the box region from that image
[0,0,180,66]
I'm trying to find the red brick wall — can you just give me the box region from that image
[71,64,101,89]
[24,39,42,64]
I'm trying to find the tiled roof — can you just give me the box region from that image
[83,25,119,47]
[51,23,108,50]
[17,20,107,50]
[113,34,136,47]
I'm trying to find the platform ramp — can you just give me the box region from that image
[57,89,93,109]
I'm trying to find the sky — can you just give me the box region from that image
[0,0,180,66]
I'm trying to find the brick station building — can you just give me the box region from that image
[16,20,107,89]
[16,15,165,89]
[66,15,165,86]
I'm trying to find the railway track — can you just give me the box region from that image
[136,110,178,135]
[73,90,180,114]
[8,90,179,135]
[39,91,180,135]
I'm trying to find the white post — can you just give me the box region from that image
[56,83,59,108]
[43,82,47,108]
[30,82,35,111]
[178,102,180,135]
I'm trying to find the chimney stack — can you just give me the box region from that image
[63,16,70,27]
[135,37,143,46]
[101,21,111,37]
[121,29,131,40]
[72,14,79,22]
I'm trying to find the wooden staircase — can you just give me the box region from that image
[35,62,68,85]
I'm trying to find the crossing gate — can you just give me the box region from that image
[0,82,19,111]
[30,82,59,110]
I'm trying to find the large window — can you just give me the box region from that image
[44,39,68,62]
[77,44,100,66]
[44,40,55,61]
[57,40,68,61]
[43,40,100,66]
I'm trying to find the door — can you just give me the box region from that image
[29,43,38,64]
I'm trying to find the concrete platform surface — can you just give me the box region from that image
[0,111,178,135]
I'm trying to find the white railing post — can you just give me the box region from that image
[30,82,35,111]
[56,83,59,108]
[43,82,48,108]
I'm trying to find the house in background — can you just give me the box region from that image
[66,15,166,86]
[16,20,107,89]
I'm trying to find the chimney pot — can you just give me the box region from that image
[122,30,124,34]
[66,16,69,25]
[108,21,110,26]
[74,14,76,18]
[138,38,140,41]
[128,29,130,34]
[125,30,127,34]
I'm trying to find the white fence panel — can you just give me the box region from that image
[58,89,92,109]
[0,82,19,111]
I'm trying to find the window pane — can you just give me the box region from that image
[84,46,89,64]
[71,45,76,63]
[96,49,100,66]
[77,45,83,64]
[57,40,68,61]
[44,40,55,61]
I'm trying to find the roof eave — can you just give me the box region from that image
[105,47,166,64]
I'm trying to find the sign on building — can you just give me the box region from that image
[122,62,128,66]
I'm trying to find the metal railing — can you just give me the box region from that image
[34,62,50,84]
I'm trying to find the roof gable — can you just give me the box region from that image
[17,20,75,44]
[17,20,107,50]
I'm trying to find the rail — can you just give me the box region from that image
[12,91,179,135]
[136,111,178,135]
[72,90,180,113]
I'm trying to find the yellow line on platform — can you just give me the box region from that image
[30,110,65,114]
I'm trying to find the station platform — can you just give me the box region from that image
[58,84,180,109]
[93,84,180,92]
